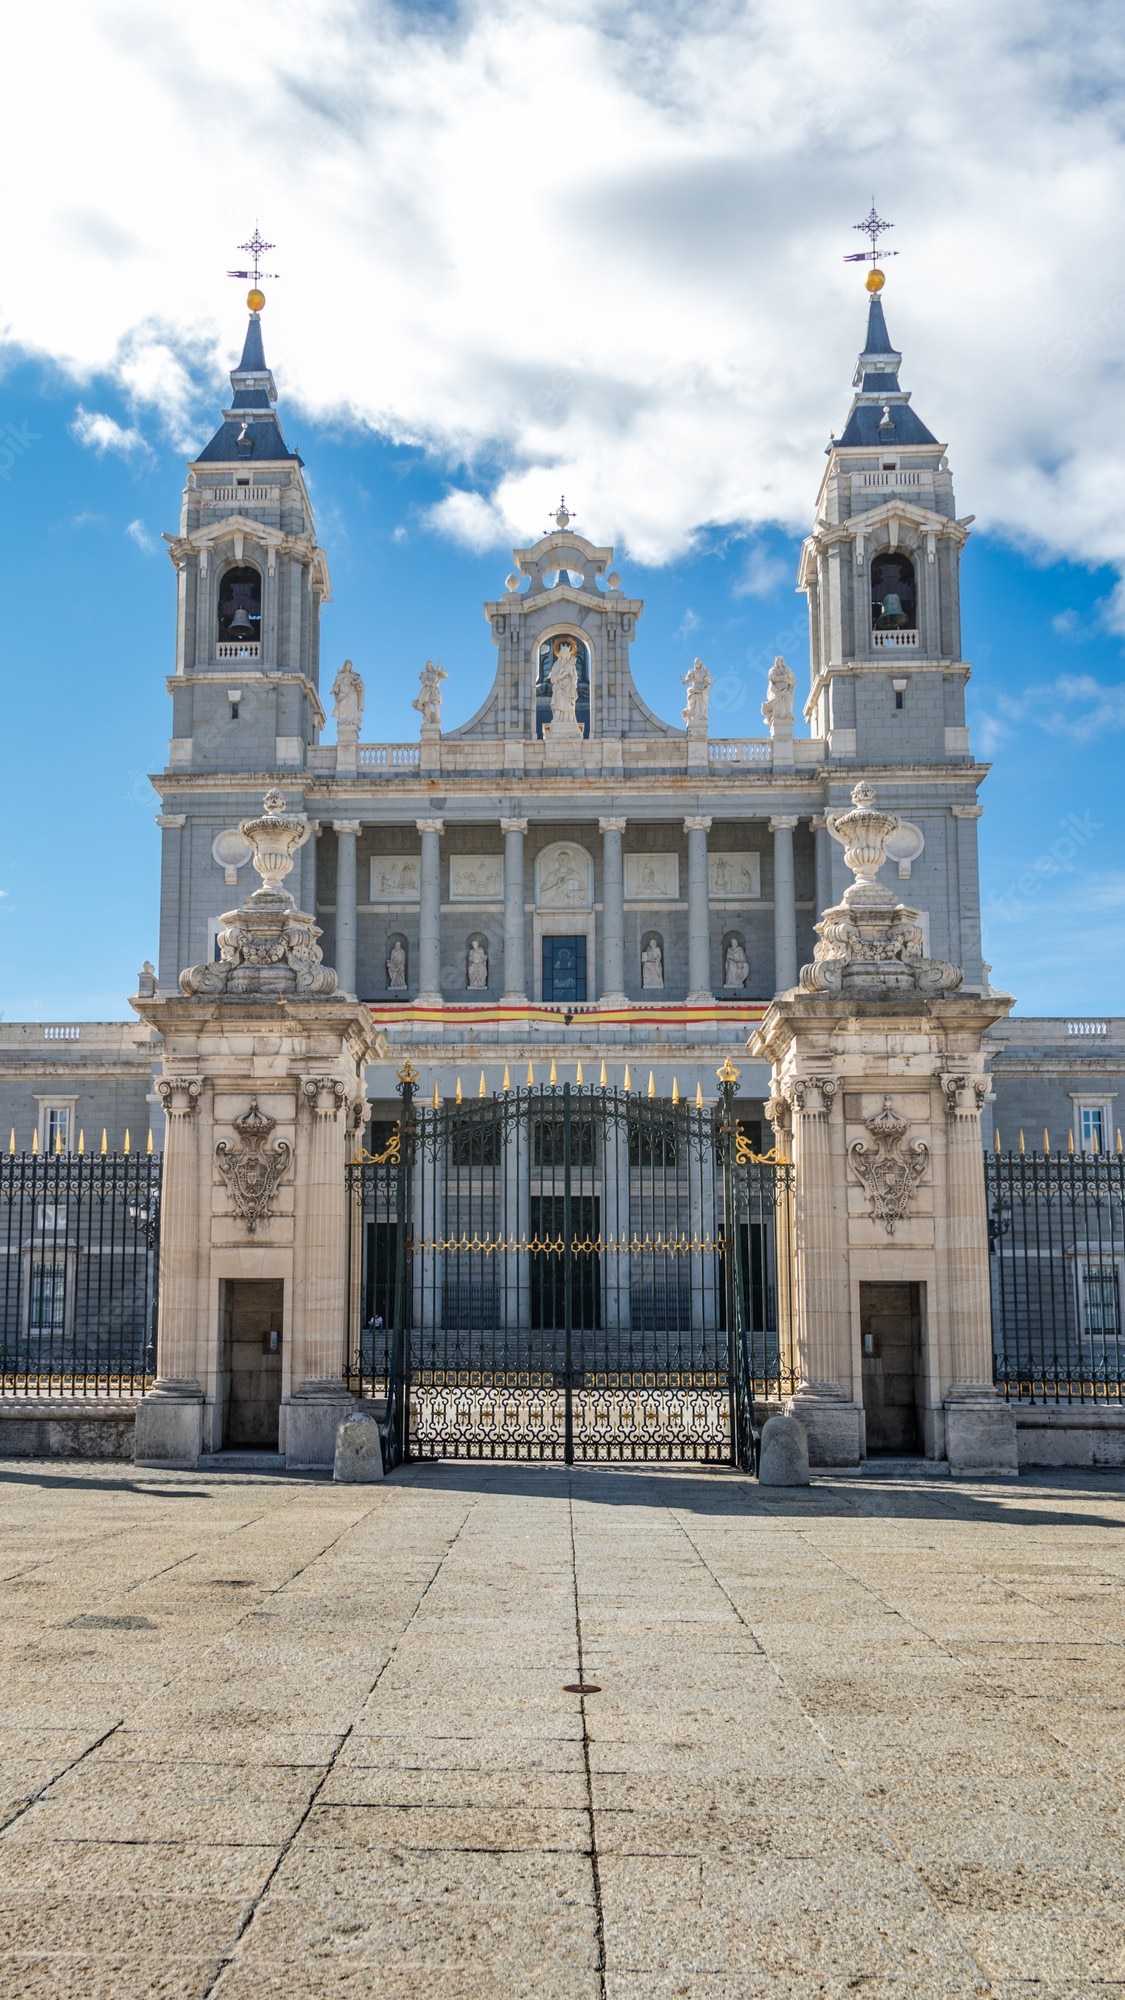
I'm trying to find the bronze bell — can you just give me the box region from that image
[228,605,254,638]
[877,591,907,628]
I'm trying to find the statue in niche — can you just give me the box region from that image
[412,660,447,728]
[466,939,488,989]
[724,937,749,988]
[641,936,664,989]
[540,846,586,905]
[761,655,796,733]
[331,659,365,737]
[549,640,581,731]
[386,938,407,990]
[681,657,711,729]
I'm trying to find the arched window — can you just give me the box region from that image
[217,565,262,647]
[870,552,916,633]
[535,634,591,738]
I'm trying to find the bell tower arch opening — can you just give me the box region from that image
[217,563,262,647]
[870,551,916,634]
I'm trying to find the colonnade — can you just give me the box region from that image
[324,813,811,1003]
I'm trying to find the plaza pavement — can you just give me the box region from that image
[0,1458,1124,1998]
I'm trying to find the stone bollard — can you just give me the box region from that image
[757,1414,810,1486]
[333,1411,386,1483]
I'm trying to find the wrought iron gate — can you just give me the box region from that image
[347,1066,794,1469]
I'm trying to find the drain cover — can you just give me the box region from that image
[562,1682,602,1694]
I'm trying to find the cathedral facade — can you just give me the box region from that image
[0,286,1121,1157]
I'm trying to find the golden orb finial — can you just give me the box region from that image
[247,286,266,312]
[865,267,885,294]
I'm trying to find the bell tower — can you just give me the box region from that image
[163,295,330,776]
[798,272,974,766]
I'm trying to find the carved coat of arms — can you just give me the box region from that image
[215,1100,292,1233]
[849,1097,929,1235]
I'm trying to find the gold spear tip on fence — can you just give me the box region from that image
[147,1128,154,1155]
[8,1129,14,1155]
[1043,1128,1050,1155]
[55,1130,63,1155]
[696,1082,703,1108]
[479,1070,486,1098]
[623,1064,631,1092]
[123,1129,131,1154]
[672,1078,680,1104]
[502,1064,511,1092]
[527,1060,535,1085]
[432,1084,440,1107]
[1018,1129,1025,1155]
[455,1077,463,1104]
[549,1058,558,1086]
[576,1060,583,1085]
[599,1060,607,1089]
[1118,1128,1123,1156]
[100,1129,108,1156]
[994,1129,1001,1155]
[1067,1129,1075,1155]
[31,1131,39,1155]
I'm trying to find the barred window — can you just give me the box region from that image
[30,1264,66,1332]
[1082,1265,1121,1341]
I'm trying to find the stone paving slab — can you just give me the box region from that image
[1,1459,1125,1997]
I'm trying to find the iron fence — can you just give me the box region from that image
[0,1152,161,1395]
[988,1148,1125,1402]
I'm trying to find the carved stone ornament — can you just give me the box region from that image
[215,1100,293,1233]
[302,1077,348,1116]
[940,1072,989,1117]
[786,1075,838,1114]
[849,1098,929,1236]
[180,791,338,1000]
[761,655,796,735]
[800,781,961,998]
[157,1076,202,1117]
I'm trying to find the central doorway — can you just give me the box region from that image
[860,1279,924,1453]
[220,1277,283,1448]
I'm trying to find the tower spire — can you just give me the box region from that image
[196,232,296,465]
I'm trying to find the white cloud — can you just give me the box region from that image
[7,3,1125,572]
[977,672,1125,745]
[71,406,147,456]
[732,543,791,598]
[126,517,156,553]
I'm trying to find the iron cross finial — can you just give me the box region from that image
[844,202,899,269]
[227,227,279,308]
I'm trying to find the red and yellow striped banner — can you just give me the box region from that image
[368,1000,769,1030]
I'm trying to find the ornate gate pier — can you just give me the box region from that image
[347,1067,793,1469]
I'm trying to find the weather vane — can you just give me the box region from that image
[844,203,898,293]
[227,228,279,312]
[549,495,576,532]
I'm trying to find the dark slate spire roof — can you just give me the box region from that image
[835,290,938,450]
[194,312,299,465]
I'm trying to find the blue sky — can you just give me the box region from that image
[2,1,1125,1020]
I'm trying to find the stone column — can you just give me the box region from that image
[285,1077,357,1466]
[811,814,832,923]
[784,1074,862,1466]
[684,816,713,1004]
[332,821,360,999]
[599,816,627,1005]
[500,817,528,1004]
[134,1076,205,1465]
[300,821,319,924]
[770,815,799,995]
[416,817,444,1006]
[952,803,985,985]
[940,1073,1018,1474]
